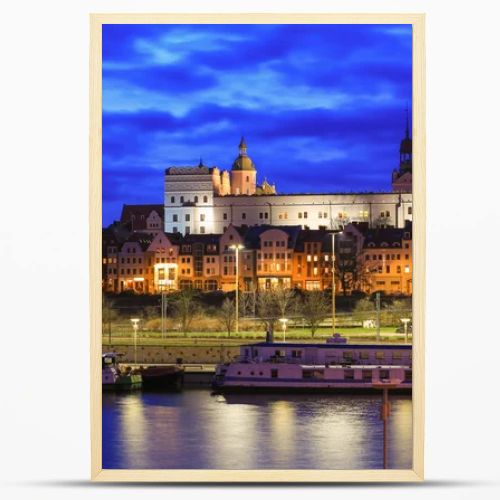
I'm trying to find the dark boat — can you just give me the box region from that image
[138,365,184,391]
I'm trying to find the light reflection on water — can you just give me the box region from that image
[102,389,412,470]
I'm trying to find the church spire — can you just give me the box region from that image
[405,103,410,139]
[238,136,247,156]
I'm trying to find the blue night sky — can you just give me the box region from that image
[102,24,412,226]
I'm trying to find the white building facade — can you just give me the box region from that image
[164,138,413,235]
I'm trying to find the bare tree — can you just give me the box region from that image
[301,291,329,337]
[218,298,235,337]
[274,285,296,319]
[335,248,369,296]
[102,295,118,344]
[172,289,198,336]
[239,284,256,318]
[256,290,280,334]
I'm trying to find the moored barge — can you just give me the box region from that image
[212,336,412,394]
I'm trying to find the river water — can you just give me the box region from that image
[103,389,412,470]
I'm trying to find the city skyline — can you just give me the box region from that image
[103,24,412,225]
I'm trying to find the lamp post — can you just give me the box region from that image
[401,318,411,343]
[159,279,166,340]
[279,318,289,343]
[331,231,342,335]
[229,244,244,334]
[130,318,140,365]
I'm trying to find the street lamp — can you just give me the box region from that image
[331,231,342,335]
[229,244,244,334]
[158,279,166,339]
[401,318,411,343]
[279,318,289,343]
[130,318,140,365]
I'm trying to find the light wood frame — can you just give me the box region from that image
[90,13,425,482]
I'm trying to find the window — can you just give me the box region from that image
[223,213,227,220]
[200,214,205,222]
[185,214,190,221]
[203,196,208,203]
[173,214,178,222]
[408,207,413,215]
[303,212,308,219]
[259,212,263,219]
[170,196,175,203]
[375,352,385,360]
[246,176,249,182]
[173,226,178,233]
[180,196,184,203]
[194,196,198,203]
[185,226,190,234]
[271,369,278,378]
[242,212,246,220]
[200,226,205,234]
[264,213,268,219]
[298,212,302,219]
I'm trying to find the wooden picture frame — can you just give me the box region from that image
[90,13,425,482]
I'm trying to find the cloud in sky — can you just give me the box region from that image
[102,23,412,225]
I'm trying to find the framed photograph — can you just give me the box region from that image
[90,13,425,482]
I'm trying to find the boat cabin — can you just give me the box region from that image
[238,341,412,367]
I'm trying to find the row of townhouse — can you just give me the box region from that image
[102,221,412,296]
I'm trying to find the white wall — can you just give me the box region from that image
[2,1,500,499]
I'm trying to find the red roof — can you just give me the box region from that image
[120,204,163,231]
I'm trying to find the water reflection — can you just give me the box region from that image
[102,389,412,470]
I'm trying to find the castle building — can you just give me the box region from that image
[164,132,412,235]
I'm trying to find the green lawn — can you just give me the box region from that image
[102,327,411,346]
